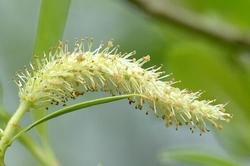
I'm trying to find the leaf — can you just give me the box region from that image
[0,82,2,104]
[12,94,141,141]
[0,82,6,127]
[160,150,238,166]
[32,0,71,152]
[165,41,250,156]
[33,0,71,57]
[0,107,9,128]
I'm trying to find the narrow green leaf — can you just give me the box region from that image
[0,107,9,127]
[0,82,6,126]
[33,0,71,57]
[0,82,2,104]
[13,94,141,141]
[0,108,8,122]
[160,150,239,166]
[32,0,71,153]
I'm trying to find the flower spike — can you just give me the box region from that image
[17,40,232,134]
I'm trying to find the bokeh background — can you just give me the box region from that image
[0,0,250,165]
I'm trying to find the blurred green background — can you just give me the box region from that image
[0,0,250,165]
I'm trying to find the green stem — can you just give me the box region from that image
[0,107,57,166]
[0,101,30,164]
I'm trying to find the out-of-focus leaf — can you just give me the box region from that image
[0,82,5,127]
[33,0,71,57]
[177,0,250,30]
[165,40,250,156]
[0,81,2,104]
[32,0,71,143]
[167,41,250,112]
[160,150,238,166]
[97,163,104,166]
[0,107,8,128]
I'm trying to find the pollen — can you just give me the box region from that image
[16,40,232,134]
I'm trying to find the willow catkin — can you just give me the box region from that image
[16,40,231,134]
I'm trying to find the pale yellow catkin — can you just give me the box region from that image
[16,40,231,134]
